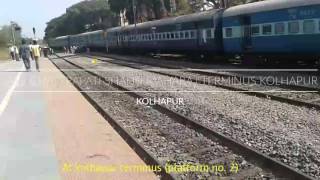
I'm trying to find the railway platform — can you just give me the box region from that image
[0,58,157,180]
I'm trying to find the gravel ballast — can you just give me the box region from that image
[52,58,271,179]
[64,55,320,178]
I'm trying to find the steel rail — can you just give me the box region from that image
[82,54,320,110]
[48,55,176,180]
[52,54,315,180]
[88,53,320,92]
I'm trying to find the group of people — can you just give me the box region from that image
[9,39,41,72]
[64,46,78,54]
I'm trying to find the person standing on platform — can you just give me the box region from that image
[9,46,15,60]
[31,40,41,72]
[29,42,34,60]
[19,39,31,71]
[14,46,20,61]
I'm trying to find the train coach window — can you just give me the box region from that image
[185,31,190,39]
[175,32,180,39]
[190,31,196,38]
[180,32,184,39]
[303,20,315,34]
[251,26,260,36]
[262,24,272,35]
[171,33,175,39]
[288,21,300,34]
[206,29,212,38]
[225,28,233,37]
[275,23,285,34]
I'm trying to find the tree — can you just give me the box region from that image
[45,0,117,40]
[0,24,22,47]
[108,0,193,24]
[189,0,265,11]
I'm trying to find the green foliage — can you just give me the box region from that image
[107,0,264,23]
[45,0,117,40]
[0,24,22,59]
[174,0,193,16]
[0,25,22,47]
[108,0,192,23]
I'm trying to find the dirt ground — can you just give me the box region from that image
[0,47,9,60]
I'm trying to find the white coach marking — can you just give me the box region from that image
[0,70,22,117]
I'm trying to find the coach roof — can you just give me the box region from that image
[223,0,320,17]
[118,9,222,32]
[80,30,103,35]
[55,35,69,40]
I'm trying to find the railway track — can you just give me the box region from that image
[49,54,315,180]
[82,53,320,111]
[88,52,320,88]
[48,55,175,180]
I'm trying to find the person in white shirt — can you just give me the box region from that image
[9,46,15,60]
[13,46,20,61]
[29,43,34,60]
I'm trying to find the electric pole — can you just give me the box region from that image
[33,27,36,39]
[10,21,16,46]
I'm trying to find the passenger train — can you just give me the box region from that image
[49,0,320,64]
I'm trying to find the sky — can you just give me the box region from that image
[0,0,83,39]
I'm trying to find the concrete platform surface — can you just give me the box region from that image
[0,58,157,180]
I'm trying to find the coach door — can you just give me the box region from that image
[240,16,252,52]
[196,23,207,51]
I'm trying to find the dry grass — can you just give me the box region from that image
[0,47,9,60]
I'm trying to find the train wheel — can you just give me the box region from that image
[242,54,256,67]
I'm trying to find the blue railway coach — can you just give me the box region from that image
[222,0,320,61]
[49,35,70,49]
[106,9,224,56]
[49,0,320,64]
